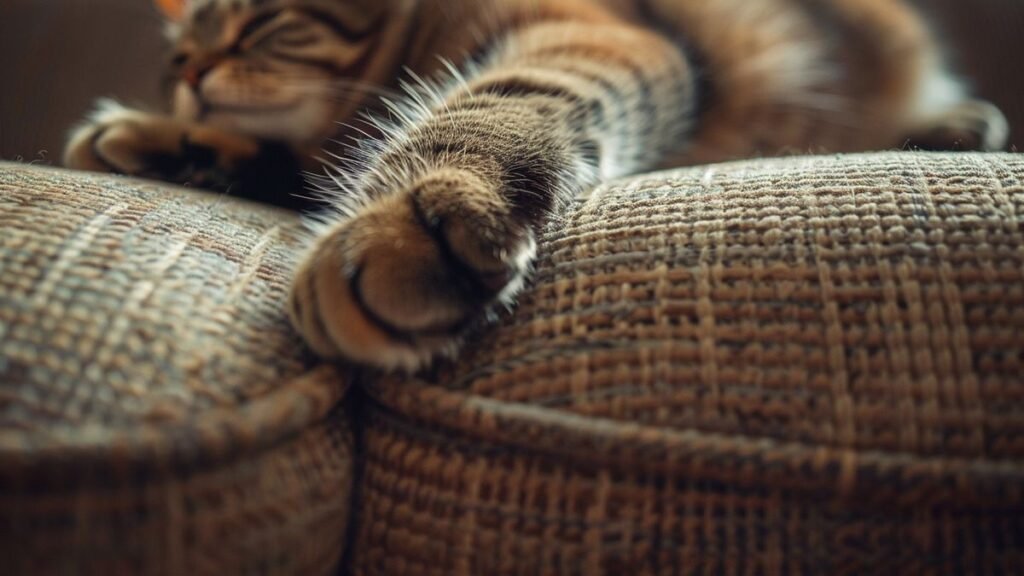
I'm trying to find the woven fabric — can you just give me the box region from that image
[357,152,1024,575]
[0,163,353,576]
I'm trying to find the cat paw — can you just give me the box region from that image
[289,167,535,371]
[905,99,1010,152]
[64,100,259,186]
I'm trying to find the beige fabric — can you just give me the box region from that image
[1,153,1023,575]
[357,152,1024,575]
[0,164,353,576]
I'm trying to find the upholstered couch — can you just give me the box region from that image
[2,151,1023,575]
[2,1,1024,575]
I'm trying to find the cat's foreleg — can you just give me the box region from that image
[289,19,697,370]
[65,100,262,183]
[64,100,307,207]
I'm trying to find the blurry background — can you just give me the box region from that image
[1,1,165,163]
[0,0,1021,162]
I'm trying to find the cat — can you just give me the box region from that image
[64,0,1009,371]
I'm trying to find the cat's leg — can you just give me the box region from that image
[65,100,260,185]
[289,19,697,370]
[64,100,306,205]
[904,99,1009,152]
[900,66,1009,152]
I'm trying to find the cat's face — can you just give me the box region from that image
[161,0,411,146]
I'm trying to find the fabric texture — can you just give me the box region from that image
[1,153,1023,575]
[0,164,354,576]
[355,152,1024,575]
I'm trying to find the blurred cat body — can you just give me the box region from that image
[65,0,1008,370]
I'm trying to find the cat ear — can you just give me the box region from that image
[155,0,188,21]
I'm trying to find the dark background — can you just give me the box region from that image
[0,0,1021,163]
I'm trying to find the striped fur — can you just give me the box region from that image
[65,0,1009,370]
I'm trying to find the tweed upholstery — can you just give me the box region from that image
[0,164,353,576]
[355,153,1024,575]
[1,154,1023,575]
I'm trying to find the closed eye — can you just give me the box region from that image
[269,26,320,48]
[237,10,327,52]
[237,11,283,44]
[263,22,318,47]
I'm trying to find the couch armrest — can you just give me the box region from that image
[0,163,353,576]
[356,152,1024,574]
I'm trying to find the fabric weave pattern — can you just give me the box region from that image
[0,164,353,576]
[358,153,1024,575]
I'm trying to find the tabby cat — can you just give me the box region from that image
[64,0,1009,370]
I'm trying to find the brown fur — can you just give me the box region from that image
[65,0,1009,370]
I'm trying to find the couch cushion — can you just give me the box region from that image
[356,152,1024,575]
[0,163,353,575]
